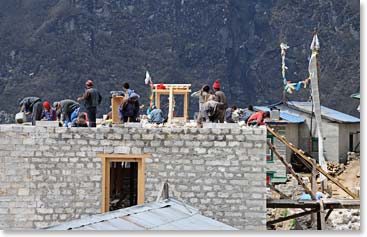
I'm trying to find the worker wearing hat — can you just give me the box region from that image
[212,80,227,123]
[77,80,102,127]
[41,101,57,121]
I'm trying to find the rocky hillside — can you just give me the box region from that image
[0,0,360,123]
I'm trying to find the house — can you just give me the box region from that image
[274,101,360,164]
[254,106,305,184]
[44,198,237,230]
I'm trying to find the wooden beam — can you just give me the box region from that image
[267,199,360,209]
[325,209,333,221]
[97,154,151,159]
[311,159,317,226]
[268,183,290,199]
[153,89,192,94]
[137,158,145,205]
[267,126,358,199]
[168,87,174,124]
[267,209,319,227]
[184,92,188,121]
[267,141,316,200]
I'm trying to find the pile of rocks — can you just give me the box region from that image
[326,209,360,230]
[327,162,345,177]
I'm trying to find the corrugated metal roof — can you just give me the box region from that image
[254,106,305,124]
[286,101,360,123]
[44,198,237,231]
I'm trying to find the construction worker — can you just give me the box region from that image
[191,84,211,113]
[53,99,80,127]
[197,95,225,127]
[225,105,237,123]
[77,80,102,127]
[247,111,270,126]
[122,82,134,98]
[241,105,256,123]
[41,101,57,121]
[118,92,140,123]
[148,105,164,124]
[71,113,88,127]
[212,80,227,123]
[19,96,43,125]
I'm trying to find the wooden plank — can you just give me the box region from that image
[267,199,320,209]
[267,199,360,209]
[267,141,316,200]
[267,209,318,227]
[137,159,145,205]
[325,209,333,221]
[101,157,107,213]
[105,159,111,212]
[184,92,188,121]
[152,89,192,94]
[111,96,124,123]
[155,91,160,109]
[311,159,317,226]
[267,127,358,199]
[97,154,151,159]
[167,87,174,124]
[317,200,326,230]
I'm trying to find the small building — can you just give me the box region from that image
[275,101,360,164]
[44,198,237,230]
[254,106,305,184]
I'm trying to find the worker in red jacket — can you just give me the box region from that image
[247,111,270,126]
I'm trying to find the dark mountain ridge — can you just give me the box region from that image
[0,0,360,123]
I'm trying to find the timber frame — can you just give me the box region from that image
[153,84,191,123]
[97,154,150,213]
[266,126,360,230]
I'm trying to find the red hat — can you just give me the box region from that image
[43,101,50,109]
[213,80,221,90]
[85,80,93,87]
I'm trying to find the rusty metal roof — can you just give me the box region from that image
[44,198,237,231]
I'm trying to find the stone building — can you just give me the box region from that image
[0,124,267,230]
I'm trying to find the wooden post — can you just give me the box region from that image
[317,200,326,230]
[155,91,160,109]
[311,159,317,227]
[168,87,174,124]
[267,127,358,199]
[267,141,316,200]
[184,92,188,121]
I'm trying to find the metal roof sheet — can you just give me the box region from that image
[253,106,305,124]
[286,101,360,123]
[44,198,237,231]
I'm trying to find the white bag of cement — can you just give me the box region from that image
[15,112,26,124]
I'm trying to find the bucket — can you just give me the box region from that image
[15,112,26,124]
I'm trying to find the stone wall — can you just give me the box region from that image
[0,124,267,230]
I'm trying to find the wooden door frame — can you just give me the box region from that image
[97,154,150,213]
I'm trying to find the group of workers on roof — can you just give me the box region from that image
[192,79,270,128]
[18,79,270,128]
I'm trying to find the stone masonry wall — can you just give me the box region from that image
[0,124,267,230]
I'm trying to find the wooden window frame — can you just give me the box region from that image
[97,154,150,213]
[311,137,319,152]
[266,135,274,163]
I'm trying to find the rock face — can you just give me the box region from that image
[0,0,360,119]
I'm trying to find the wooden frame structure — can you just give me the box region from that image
[266,126,359,230]
[153,84,191,123]
[97,154,150,213]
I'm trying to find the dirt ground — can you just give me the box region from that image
[331,159,360,198]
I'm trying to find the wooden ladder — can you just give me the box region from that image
[267,126,358,199]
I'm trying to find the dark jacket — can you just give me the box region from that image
[58,99,79,120]
[83,88,102,109]
[119,98,139,122]
[19,97,41,112]
[214,90,227,109]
